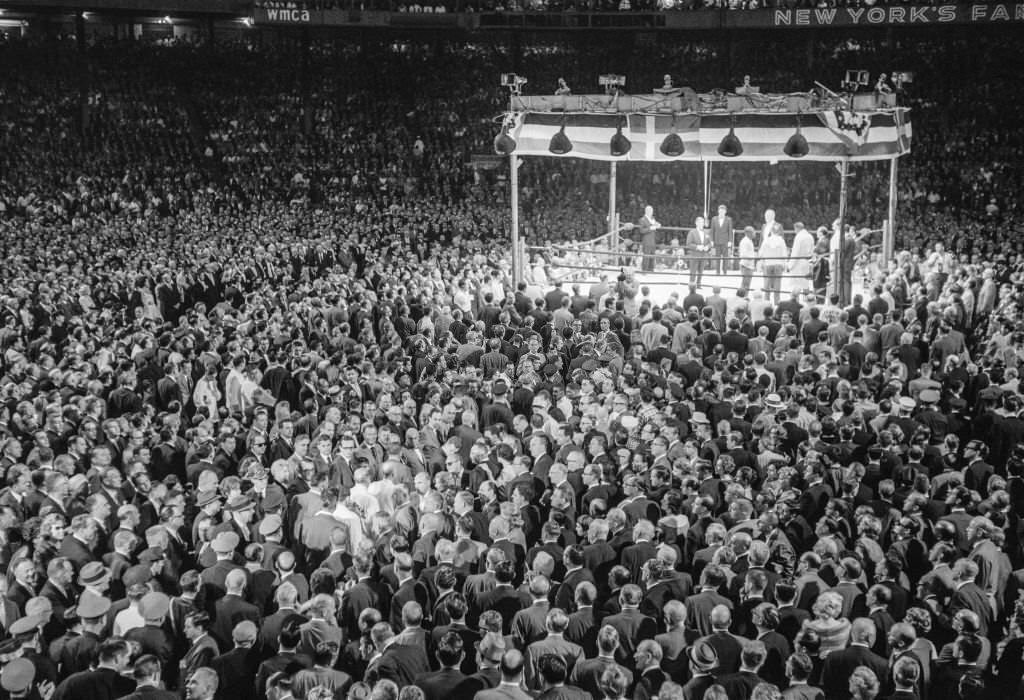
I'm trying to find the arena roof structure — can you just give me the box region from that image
[499,92,912,163]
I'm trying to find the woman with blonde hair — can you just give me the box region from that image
[802,591,851,656]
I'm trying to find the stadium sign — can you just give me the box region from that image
[768,3,1024,27]
[256,7,315,23]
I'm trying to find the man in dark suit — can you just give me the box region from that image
[364,623,431,687]
[118,654,179,700]
[258,582,308,655]
[717,640,769,700]
[51,638,136,700]
[39,557,77,622]
[685,566,733,638]
[697,604,744,677]
[472,649,532,700]
[415,631,468,700]
[211,570,261,652]
[210,621,261,700]
[475,561,529,635]
[632,640,667,700]
[254,621,312,696]
[388,553,422,632]
[511,577,553,651]
[710,204,734,274]
[602,585,657,673]
[569,625,633,699]
[619,521,658,586]
[59,516,98,573]
[564,583,598,659]
[936,559,992,637]
[124,593,176,689]
[181,612,221,683]
[340,555,390,638]
[553,547,595,613]
[820,618,889,699]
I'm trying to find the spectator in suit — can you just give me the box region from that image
[782,653,823,700]
[512,575,553,651]
[210,620,261,700]
[631,640,666,700]
[414,631,467,700]
[564,582,598,659]
[698,604,744,677]
[686,566,734,638]
[364,623,430,688]
[473,649,532,700]
[298,594,344,662]
[820,618,889,700]
[681,641,719,700]
[211,569,260,653]
[601,585,656,673]
[569,625,632,699]
[717,640,768,700]
[524,608,584,692]
[536,653,589,700]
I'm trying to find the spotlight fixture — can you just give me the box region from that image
[494,125,516,156]
[549,119,572,155]
[610,117,631,157]
[660,114,684,157]
[783,115,809,158]
[717,117,743,158]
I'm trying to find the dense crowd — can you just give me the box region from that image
[1,28,1024,700]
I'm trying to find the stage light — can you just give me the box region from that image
[784,115,808,158]
[549,120,572,155]
[660,114,684,157]
[610,117,631,157]
[493,121,516,156]
[717,118,743,158]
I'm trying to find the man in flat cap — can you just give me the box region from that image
[125,592,175,688]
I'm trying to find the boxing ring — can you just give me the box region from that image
[496,88,912,304]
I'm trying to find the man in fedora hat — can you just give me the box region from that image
[125,592,175,688]
[200,532,247,608]
[682,640,718,700]
[60,592,111,676]
[209,495,255,554]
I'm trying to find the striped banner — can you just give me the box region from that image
[506,109,911,162]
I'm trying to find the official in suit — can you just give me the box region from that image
[710,204,734,274]
[638,206,661,273]
[685,217,712,287]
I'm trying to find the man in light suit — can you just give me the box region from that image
[473,649,532,700]
[685,217,711,287]
[710,205,734,274]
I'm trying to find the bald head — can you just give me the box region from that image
[851,617,876,645]
[225,569,247,594]
[500,649,525,681]
[710,604,732,630]
[276,550,296,572]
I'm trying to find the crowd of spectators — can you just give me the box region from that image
[0,27,1023,700]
